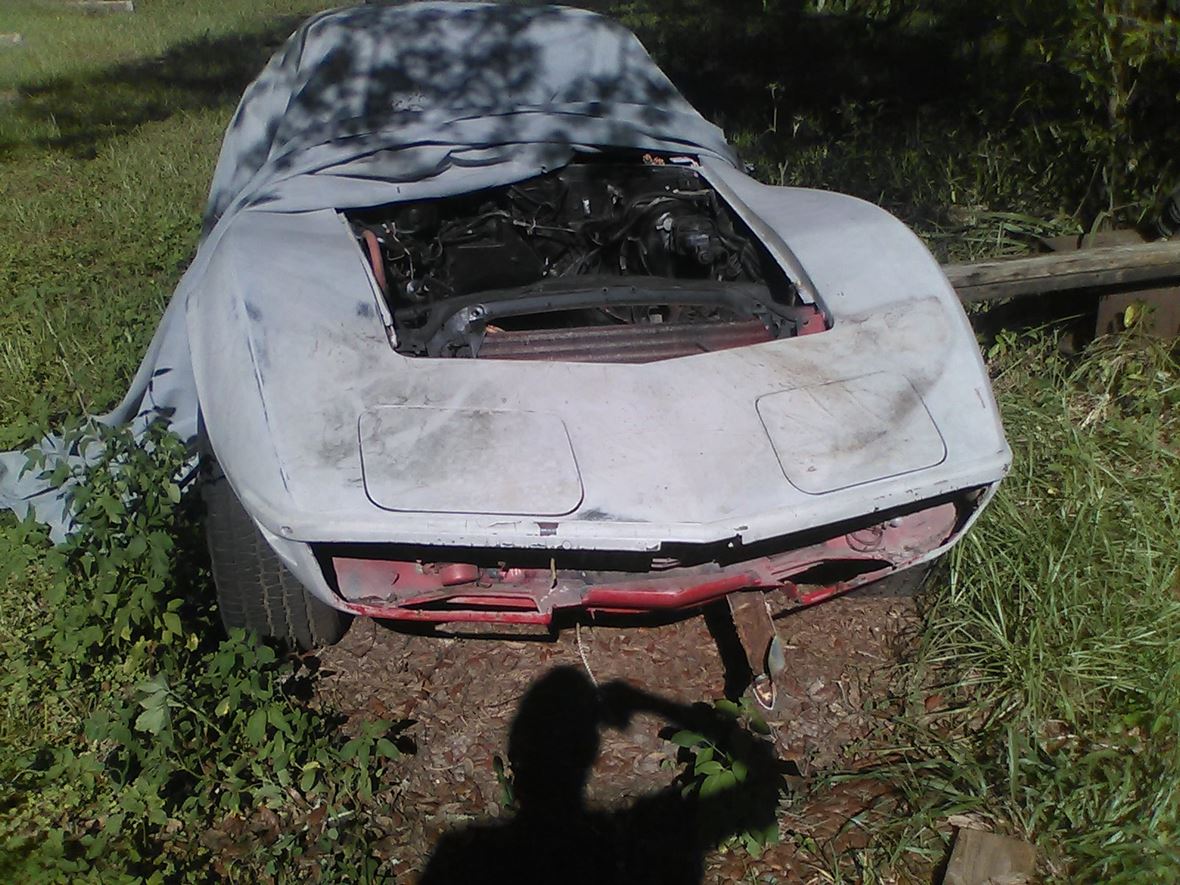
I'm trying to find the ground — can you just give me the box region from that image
[318,590,923,882]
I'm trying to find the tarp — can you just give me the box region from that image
[0,1,735,540]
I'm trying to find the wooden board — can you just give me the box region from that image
[943,240,1180,303]
[1094,284,1180,337]
[943,829,1036,885]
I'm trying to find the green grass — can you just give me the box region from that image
[0,0,321,89]
[0,1,1178,881]
[0,0,326,449]
[736,123,1083,264]
[828,332,1180,881]
[0,114,216,447]
[0,1,325,156]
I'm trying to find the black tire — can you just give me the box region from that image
[204,469,350,650]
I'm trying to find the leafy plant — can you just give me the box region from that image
[667,698,782,857]
[492,754,516,810]
[0,420,411,881]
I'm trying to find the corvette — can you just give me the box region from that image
[3,3,1011,662]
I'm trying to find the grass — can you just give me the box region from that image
[0,1,1177,881]
[834,332,1180,881]
[0,0,326,449]
[0,3,408,880]
[742,124,1083,264]
[0,0,320,91]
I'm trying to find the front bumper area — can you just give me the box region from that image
[316,495,968,625]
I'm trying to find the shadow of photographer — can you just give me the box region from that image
[420,665,785,885]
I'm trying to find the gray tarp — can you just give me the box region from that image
[0,1,735,540]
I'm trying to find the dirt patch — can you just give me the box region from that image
[316,591,921,882]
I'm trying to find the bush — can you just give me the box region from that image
[0,421,409,882]
[607,0,1180,232]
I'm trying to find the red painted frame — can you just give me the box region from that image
[331,501,958,625]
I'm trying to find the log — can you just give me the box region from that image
[943,240,1180,303]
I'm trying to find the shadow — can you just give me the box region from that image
[420,666,785,885]
[3,17,308,158]
[572,0,1037,136]
[702,600,756,701]
[971,290,1100,352]
[2,1,1020,163]
[197,3,709,232]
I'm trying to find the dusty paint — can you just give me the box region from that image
[174,6,1010,618]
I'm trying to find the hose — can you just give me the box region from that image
[360,228,387,295]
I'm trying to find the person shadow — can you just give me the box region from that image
[419,665,786,885]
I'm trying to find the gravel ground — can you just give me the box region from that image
[316,590,924,883]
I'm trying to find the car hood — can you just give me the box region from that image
[0,3,1008,549]
[0,1,739,538]
[189,168,1009,551]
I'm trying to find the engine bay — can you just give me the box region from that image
[347,155,823,362]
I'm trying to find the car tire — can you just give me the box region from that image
[204,469,350,650]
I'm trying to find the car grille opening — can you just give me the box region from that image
[312,494,973,625]
[346,153,827,364]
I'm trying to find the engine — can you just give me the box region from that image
[347,154,822,363]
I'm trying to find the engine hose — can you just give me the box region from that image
[361,228,388,295]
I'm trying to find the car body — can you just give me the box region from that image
[175,3,1011,638]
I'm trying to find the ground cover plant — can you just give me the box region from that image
[1,1,1177,881]
[1,422,409,882]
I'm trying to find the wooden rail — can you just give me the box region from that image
[942,239,1180,303]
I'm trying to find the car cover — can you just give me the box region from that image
[0,2,736,540]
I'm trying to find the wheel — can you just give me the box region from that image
[203,466,350,649]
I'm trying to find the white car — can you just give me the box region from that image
[128,3,1009,651]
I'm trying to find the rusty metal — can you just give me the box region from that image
[726,591,782,709]
[438,563,481,586]
[793,304,827,336]
[330,500,960,625]
[476,318,774,363]
[360,228,387,295]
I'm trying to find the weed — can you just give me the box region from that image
[492,754,516,810]
[0,420,410,881]
[667,698,783,858]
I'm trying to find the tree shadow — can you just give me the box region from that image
[3,0,1018,163]
[584,0,1036,134]
[420,665,786,885]
[197,3,709,232]
[0,0,1083,224]
[1,16,306,158]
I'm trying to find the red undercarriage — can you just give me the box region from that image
[329,501,958,625]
